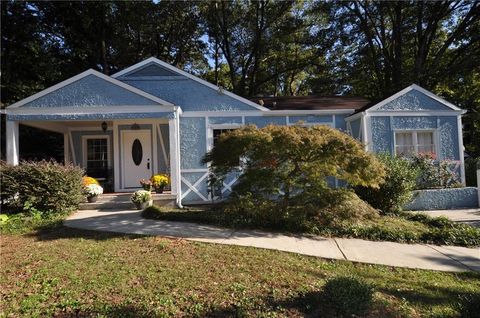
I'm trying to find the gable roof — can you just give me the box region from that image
[249,96,369,111]
[361,84,462,113]
[112,57,269,111]
[7,69,174,109]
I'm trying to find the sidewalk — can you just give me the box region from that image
[64,209,480,273]
[409,208,480,228]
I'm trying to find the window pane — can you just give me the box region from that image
[213,129,237,147]
[86,138,108,178]
[417,132,435,155]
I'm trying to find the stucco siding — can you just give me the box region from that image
[122,78,260,111]
[371,116,392,154]
[391,116,437,130]
[23,75,158,108]
[208,116,243,125]
[335,114,348,131]
[405,187,478,210]
[350,118,362,140]
[439,116,460,160]
[180,117,207,169]
[377,90,452,111]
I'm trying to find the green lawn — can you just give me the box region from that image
[1,221,479,317]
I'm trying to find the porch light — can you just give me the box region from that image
[101,121,108,132]
[131,123,141,130]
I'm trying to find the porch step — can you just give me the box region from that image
[79,193,176,210]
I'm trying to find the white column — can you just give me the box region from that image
[63,133,69,164]
[169,112,182,206]
[6,120,19,165]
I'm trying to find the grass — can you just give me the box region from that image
[142,205,480,247]
[1,219,479,318]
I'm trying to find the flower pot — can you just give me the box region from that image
[87,195,98,203]
[154,186,164,194]
[134,200,153,210]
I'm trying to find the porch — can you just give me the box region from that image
[5,113,182,206]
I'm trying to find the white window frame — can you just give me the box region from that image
[393,129,437,156]
[207,124,243,152]
[82,135,111,180]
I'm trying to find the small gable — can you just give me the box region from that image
[121,63,180,77]
[377,89,453,111]
[23,74,161,108]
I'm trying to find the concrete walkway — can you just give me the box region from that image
[64,209,480,273]
[410,208,480,228]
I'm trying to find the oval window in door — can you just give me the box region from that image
[132,139,143,166]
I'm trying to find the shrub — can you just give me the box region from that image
[323,276,374,317]
[0,160,84,215]
[204,125,385,226]
[465,157,479,187]
[456,293,480,318]
[411,152,459,189]
[355,154,418,214]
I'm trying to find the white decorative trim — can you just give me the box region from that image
[68,132,77,165]
[367,111,465,116]
[181,173,209,201]
[7,105,175,115]
[180,109,355,118]
[157,124,169,170]
[182,168,209,173]
[111,57,269,111]
[113,121,120,192]
[7,68,174,109]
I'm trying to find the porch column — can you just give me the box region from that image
[169,112,182,206]
[63,133,69,164]
[6,120,19,165]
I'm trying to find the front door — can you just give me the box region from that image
[122,130,152,188]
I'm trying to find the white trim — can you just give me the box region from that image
[392,129,437,156]
[7,68,174,109]
[68,132,77,165]
[113,121,120,192]
[266,109,355,115]
[361,114,369,150]
[111,57,269,111]
[182,168,209,173]
[182,111,262,117]
[181,173,209,201]
[64,134,69,163]
[367,111,465,116]
[6,121,19,165]
[7,105,176,115]
[81,135,112,173]
[156,124,169,170]
[457,115,466,185]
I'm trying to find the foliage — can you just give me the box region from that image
[0,212,63,235]
[355,154,418,214]
[322,276,374,317]
[130,190,152,204]
[139,179,153,191]
[83,184,103,197]
[465,157,479,187]
[150,174,169,188]
[203,125,384,230]
[456,293,480,318]
[0,160,84,215]
[410,152,459,189]
[82,176,99,186]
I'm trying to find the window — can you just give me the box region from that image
[213,128,237,147]
[83,137,110,179]
[394,131,435,156]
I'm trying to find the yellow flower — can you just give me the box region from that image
[83,176,99,186]
[150,174,169,187]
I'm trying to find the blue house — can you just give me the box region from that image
[4,57,466,206]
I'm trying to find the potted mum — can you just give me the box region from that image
[84,184,103,203]
[131,190,152,210]
[150,174,169,193]
[139,179,153,191]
